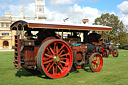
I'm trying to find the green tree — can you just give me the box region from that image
[93,13,127,47]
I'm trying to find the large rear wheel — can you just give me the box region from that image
[37,39,73,78]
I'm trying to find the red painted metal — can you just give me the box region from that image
[14,35,21,70]
[75,65,83,69]
[112,49,118,57]
[17,35,21,70]
[91,54,103,72]
[10,20,114,78]
[41,40,73,78]
[102,49,108,58]
[71,46,80,50]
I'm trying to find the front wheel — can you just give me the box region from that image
[112,48,118,57]
[37,39,73,79]
[102,49,109,58]
[89,53,103,72]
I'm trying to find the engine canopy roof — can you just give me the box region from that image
[10,20,112,31]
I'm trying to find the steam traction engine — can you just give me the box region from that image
[97,38,119,58]
[10,20,112,79]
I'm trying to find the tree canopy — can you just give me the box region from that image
[93,13,127,47]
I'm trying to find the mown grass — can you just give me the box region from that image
[0,49,128,85]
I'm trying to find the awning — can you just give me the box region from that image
[10,20,112,31]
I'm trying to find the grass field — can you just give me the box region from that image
[0,49,128,85]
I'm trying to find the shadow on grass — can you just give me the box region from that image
[70,64,92,73]
[15,65,92,79]
[15,68,49,79]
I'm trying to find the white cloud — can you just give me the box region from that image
[50,0,99,5]
[0,0,11,10]
[8,3,35,17]
[46,4,101,24]
[117,1,128,25]
[82,6,101,24]
[110,11,116,15]
[118,14,128,25]
[45,7,68,22]
[23,3,35,17]
[50,0,78,5]
[8,5,22,17]
[0,3,8,10]
[117,1,128,14]
[5,1,101,24]
[89,0,98,2]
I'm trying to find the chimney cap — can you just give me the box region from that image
[82,19,89,24]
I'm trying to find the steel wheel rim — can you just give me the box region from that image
[103,50,107,58]
[41,40,73,78]
[91,54,103,72]
[112,49,118,57]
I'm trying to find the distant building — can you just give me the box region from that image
[35,0,46,21]
[0,0,46,49]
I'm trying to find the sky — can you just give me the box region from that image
[0,0,128,25]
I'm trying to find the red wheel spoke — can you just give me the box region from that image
[58,62,64,69]
[47,62,55,72]
[46,63,51,70]
[43,59,53,64]
[58,50,64,56]
[92,60,95,64]
[97,58,100,61]
[96,56,98,60]
[56,45,59,54]
[44,53,53,58]
[43,57,51,61]
[60,58,67,60]
[97,58,100,62]
[57,65,62,72]
[49,46,55,55]
[97,60,100,64]
[55,64,57,73]
[57,65,62,71]
[53,65,55,74]
[96,65,99,69]
[53,43,56,52]
[46,47,51,55]
[58,45,65,53]
[60,60,66,64]
[94,56,96,60]
[98,57,100,60]
[92,64,95,67]
[93,57,95,61]
[93,64,96,69]
[60,53,70,57]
